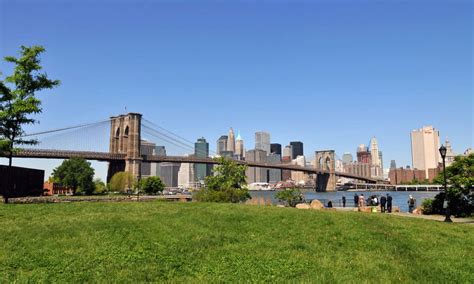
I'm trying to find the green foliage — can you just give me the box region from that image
[433,154,474,217]
[137,176,165,195]
[275,188,304,207]
[0,45,60,164]
[52,158,95,195]
[109,172,135,193]
[0,202,473,282]
[421,198,434,215]
[195,157,250,203]
[93,179,107,195]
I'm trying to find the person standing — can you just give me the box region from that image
[342,196,346,208]
[408,195,416,213]
[358,194,365,208]
[380,195,387,213]
[354,193,359,208]
[386,194,393,213]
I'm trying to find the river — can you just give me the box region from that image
[249,190,440,212]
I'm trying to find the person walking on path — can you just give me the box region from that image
[342,196,346,208]
[408,195,417,213]
[380,195,387,213]
[353,193,358,208]
[386,194,393,213]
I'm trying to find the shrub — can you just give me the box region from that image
[137,176,165,195]
[194,157,250,203]
[421,198,434,215]
[275,188,304,207]
[109,172,135,193]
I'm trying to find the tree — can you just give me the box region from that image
[195,157,250,203]
[52,158,95,195]
[275,188,304,207]
[0,45,60,203]
[432,154,474,217]
[109,172,135,193]
[137,176,165,195]
[93,178,107,195]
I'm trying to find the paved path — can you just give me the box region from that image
[391,212,474,224]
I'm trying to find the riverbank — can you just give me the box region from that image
[1,202,472,282]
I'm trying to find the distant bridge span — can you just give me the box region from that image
[7,148,378,183]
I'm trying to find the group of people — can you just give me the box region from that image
[353,193,393,213]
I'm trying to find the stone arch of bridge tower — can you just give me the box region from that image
[314,150,336,192]
[107,113,142,182]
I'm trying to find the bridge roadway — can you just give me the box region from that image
[6,148,378,183]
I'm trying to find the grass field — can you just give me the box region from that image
[0,202,473,282]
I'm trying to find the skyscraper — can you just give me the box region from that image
[227,128,235,154]
[216,135,228,155]
[444,138,456,166]
[370,137,382,178]
[283,145,293,159]
[357,144,371,164]
[255,131,271,155]
[342,153,353,164]
[390,160,397,169]
[270,143,282,155]
[290,141,303,159]
[140,140,156,177]
[235,131,245,160]
[245,149,268,183]
[194,137,210,182]
[411,126,441,176]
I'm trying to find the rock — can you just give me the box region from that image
[310,199,324,210]
[296,203,311,210]
[276,205,285,208]
[412,207,422,215]
[393,206,401,213]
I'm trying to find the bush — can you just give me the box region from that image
[109,172,135,193]
[194,157,250,203]
[421,198,434,215]
[137,176,165,195]
[275,188,304,207]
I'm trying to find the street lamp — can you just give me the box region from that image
[439,145,452,222]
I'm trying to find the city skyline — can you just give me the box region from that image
[1,1,472,181]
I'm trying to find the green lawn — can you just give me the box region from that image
[0,202,473,282]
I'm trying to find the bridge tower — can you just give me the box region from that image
[314,150,336,192]
[107,113,142,182]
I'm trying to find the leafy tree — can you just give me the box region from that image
[52,158,95,195]
[275,188,304,207]
[93,178,107,195]
[136,176,165,195]
[432,154,474,217]
[195,157,250,203]
[0,46,60,166]
[0,45,60,202]
[109,172,135,193]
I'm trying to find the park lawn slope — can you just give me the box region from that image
[0,202,473,282]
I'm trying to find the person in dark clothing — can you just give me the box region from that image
[380,195,387,213]
[386,194,393,213]
[354,194,359,208]
[327,201,333,208]
[342,196,346,208]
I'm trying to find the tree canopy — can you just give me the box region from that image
[52,158,95,195]
[109,172,135,193]
[137,176,165,195]
[0,45,60,166]
[195,157,250,203]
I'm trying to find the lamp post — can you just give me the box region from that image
[439,145,452,222]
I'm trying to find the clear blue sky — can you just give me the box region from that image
[1,0,472,181]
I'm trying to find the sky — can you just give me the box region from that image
[1,0,473,181]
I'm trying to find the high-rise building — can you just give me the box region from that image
[194,137,210,182]
[390,160,397,169]
[411,126,441,176]
[216,135,228,155]
[357,144,371,164]
[235,131,245,160]
[290,141,303,159]
[291,155,308,184]
[151,146,166,177]
[444,139,456,167]
[342,153,353,164]
[140,140,156,177]
[227,128,235,154]
[270,143,282,155]
[159,162,181,187]
[177,155,196,188]
[245,149,267,183]
[283,145,293,159]
[267,153,282,183]
[255,131,271,155]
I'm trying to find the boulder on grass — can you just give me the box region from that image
[310,199,324,210]
[412,207,422,215]
[296,203,311,210]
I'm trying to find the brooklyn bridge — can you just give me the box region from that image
[3,113,379,191]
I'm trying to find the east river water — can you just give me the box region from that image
[249,190,440,212]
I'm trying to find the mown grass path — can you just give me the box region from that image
[0,202,473,282]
